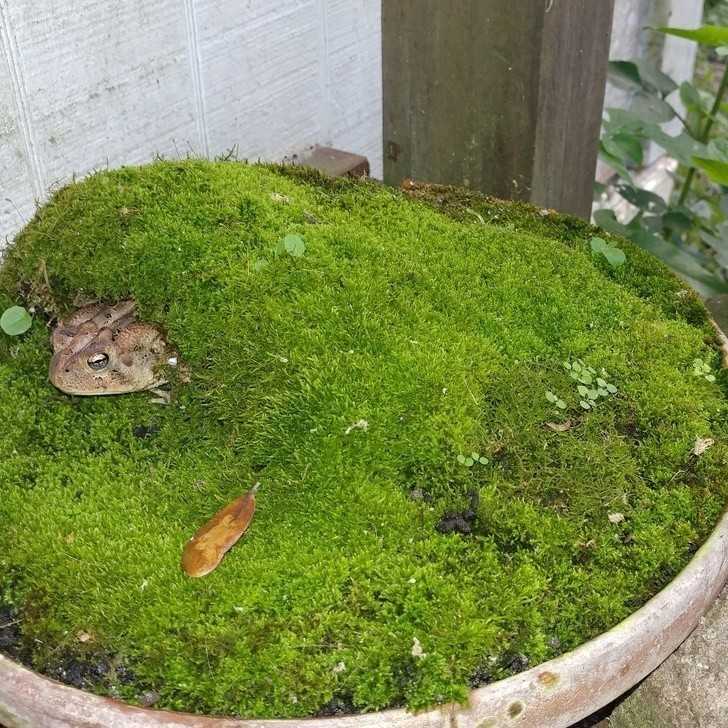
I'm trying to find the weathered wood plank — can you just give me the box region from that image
[382,0,615,218]
[532,0,614,215]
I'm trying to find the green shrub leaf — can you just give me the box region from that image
[630,91,675,124]
[617,185,666,214]
[679,81,704,113]
[607,60,642,90]
[693,157,728,185]
[657,25,728,47]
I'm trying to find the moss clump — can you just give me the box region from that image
[1,160,727,718]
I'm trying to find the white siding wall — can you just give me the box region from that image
[0,0,382,247]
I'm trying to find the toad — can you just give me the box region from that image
[49,300,180,396]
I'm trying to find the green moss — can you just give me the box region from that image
[0,160,726,718]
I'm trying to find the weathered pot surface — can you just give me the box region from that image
[2,504,727,728]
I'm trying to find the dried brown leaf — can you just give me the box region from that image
[546,420,573,433]
[182,485,258,578]
[692,437,715,457]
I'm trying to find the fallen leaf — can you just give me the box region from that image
[76,631,94,643]
[182,485,258,577]
[692,437,715,457]
[546,420,573,432]
[608,512,625,524]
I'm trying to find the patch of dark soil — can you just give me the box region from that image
[133,424,160,439]
[316,693,357,717]
[48,654,112,690]
[0,605,23,661]
[468,663,493,688]
[45,650,142,694]
[502,652,530,674]
[436,491,479,535]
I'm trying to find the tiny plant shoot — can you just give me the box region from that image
[563,359,618,411]
[692,358,717,383]
[277,233,306,257]
[457,452,489,467]
[0,306,32,336]
[590,237,626,268]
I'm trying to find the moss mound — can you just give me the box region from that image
[1,161,727,718]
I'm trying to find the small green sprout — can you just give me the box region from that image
[277,233,306,257]
[563,360,618,410]
[692,358,716,383]
[545,390,567,409]
[590,237,626,268]
[1,306,32,336]
[457,452,489,467]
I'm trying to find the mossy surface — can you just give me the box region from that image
[0,161,727,719]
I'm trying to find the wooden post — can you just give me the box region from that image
[382,0,615,219]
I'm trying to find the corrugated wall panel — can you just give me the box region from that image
[325,0,382,177]
[0,13,37,245]
[196,0,324,161]
[4,0,200,192]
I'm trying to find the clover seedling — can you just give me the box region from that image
[545,390,567,410]
[590,237,626,269]
[692,358,716,383]
[564,360,618,410]
[277,233,306,258]
[457,452,489,467]
[1,306,32,336]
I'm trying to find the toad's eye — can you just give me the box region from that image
[87,353,109,370]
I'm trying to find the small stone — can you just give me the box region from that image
[411,637,426,658]
[608,512,625,524]
[345,419,369,435]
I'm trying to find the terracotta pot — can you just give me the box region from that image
[2,505,727,728]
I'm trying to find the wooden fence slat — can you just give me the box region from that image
[382,0,615,218]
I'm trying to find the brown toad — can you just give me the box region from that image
[49,300,180,396]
